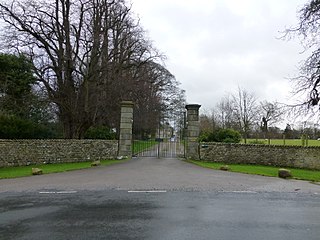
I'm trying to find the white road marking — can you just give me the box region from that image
[222,191,258,194]
[39,191,77,194]
[128,190,167,193]
[56,191,78,194]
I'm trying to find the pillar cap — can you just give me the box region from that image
[121,101,134,107]
[185,104,201,110]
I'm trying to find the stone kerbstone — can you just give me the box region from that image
[278,168,292,179]
[220,165,230,171]
[117,156,128,160]
[32,168,43,175]
[91,160,101,167]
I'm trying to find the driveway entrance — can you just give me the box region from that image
[133,140,185,158]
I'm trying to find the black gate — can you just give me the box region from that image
[133,138,185,158]
[132,109,186,158]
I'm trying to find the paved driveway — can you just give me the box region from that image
[1,158,320,240]
[1,157,319,193]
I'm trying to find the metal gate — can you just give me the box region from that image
[133,138,185,158]
[132,110,186,158]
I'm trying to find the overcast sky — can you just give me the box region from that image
[132,0,308,112]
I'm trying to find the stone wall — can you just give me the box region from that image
[200,143,320,170]
[0,139,118,167]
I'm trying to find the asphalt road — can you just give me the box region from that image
[1,190,320,240]
[1,157,320,240]
[1,157,320,193]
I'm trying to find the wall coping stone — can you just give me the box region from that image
[201,142,320,149]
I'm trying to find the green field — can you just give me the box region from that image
[189,160,320,182]
[132,140,158,154]
[0,159,125,179]
[243,138,320,146]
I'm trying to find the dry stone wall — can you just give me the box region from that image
[0,139,118,167]
[200,143,320,170]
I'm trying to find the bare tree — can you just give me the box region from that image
[0,0,176,138]
[216,95,236,129]
[232,87,259,143]
[260,101,284,138]
[199,108,218,133]
[284,0,320,115]
[132,61,186,139]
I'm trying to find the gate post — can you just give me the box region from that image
[118,101,134,158]
[185,104,201,160]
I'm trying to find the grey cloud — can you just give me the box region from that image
[132,0,307,109]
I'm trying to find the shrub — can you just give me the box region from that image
[0,114,58,139]
[198,131,216,142]
[84,126,117,140]
[199,128,241,143]
[216,128,241,143]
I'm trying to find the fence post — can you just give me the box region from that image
[301,135,305,147]
[185,104,201,160]
[118,101,134,158]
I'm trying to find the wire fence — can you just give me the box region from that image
[244,136,320,147]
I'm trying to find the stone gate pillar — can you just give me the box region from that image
[118,101,134,158]
[185,104,201,160]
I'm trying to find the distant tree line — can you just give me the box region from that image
[200,87,320,142]
[0,0,185,139]
[199,87,284,142]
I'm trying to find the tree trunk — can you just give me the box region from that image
[60,110,91,139]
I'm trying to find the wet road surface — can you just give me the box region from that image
[1,157,320,239]
[1,190,320,240]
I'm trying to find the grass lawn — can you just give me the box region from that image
[133,140,158,154]
[188,160,320,182]
[243,138,320,146]
[0,159,125,179]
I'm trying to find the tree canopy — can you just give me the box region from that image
[0,0,185,138]
[0,53,36,118]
